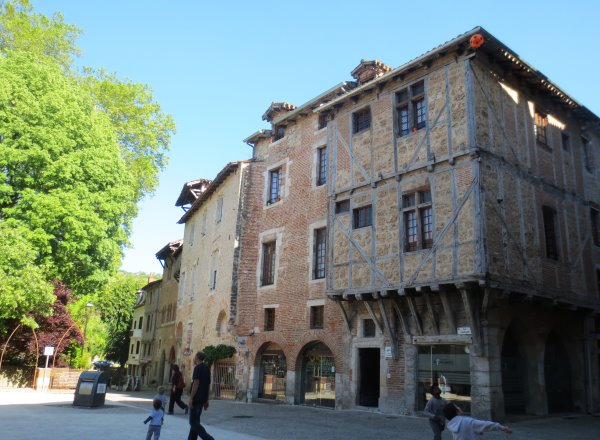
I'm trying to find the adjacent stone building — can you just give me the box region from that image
[235,84,352,407]
[154,240,183,385]
[176,161,251,398]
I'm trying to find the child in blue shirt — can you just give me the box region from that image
[143,399,164,440]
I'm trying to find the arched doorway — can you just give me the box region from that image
[258,343,286,401]
[501,326,526,414]
[300,341,335,408]
[544,330,572,412]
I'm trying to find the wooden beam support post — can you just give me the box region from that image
[406,294,423,336]
[364,301,384,334]
[423,288,439,335]
[378,298,398,359]
[392,298,411,336]
[439,291,455,334]
[460,288,482,356]
[335,301,353,333]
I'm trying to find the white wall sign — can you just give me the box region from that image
[384,346,393,358]
[457,326,472,335]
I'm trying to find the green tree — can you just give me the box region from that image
[0,1,174,326]
[0,51,135,296]
[90,272,149,365]
[0,0,80,68]
[0,222,54,325]
[82,70,175,201]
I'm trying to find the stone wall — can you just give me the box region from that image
[330,56,479,294]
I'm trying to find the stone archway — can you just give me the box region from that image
[299,341,336,408]
[257,342,286,402]
[501,326,526,414]
[544,330,572,412]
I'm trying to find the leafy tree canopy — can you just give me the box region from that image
[0,222,54,325]
[203,344,236,367]
[0,1,175,325]
[90,271,149,364]
[0,51,135,295]
[0,0,80,68]
[3,282,83,368]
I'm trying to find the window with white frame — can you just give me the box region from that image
[396,80,426,136]
[267,168,282,205]
[402,189,433,252]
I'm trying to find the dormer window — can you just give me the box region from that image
[318,113,328,130]
[274,125,286,141]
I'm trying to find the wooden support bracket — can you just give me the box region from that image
[460,288,482,356]
[439,291,455,334]
[364,301,384,334]
[378,298,398,359]
[423,290,439,335]
[406,295,423,336]
[335,301,353,334]
[392,298,411,336]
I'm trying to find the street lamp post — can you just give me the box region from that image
[82,302,94,367]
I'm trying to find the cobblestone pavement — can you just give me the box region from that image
[0,389,597,440]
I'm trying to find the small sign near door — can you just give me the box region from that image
[457,326,472,335]
[384,346,393,359]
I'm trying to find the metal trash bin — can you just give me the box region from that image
[73,371,108,407]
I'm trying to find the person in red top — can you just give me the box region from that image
[187,351,214,440]
[168,364,188,415]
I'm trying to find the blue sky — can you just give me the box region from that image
[32,1,600,274]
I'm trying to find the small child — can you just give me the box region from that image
[143,399,164,440]
[443,402,512,440]
[153,386,169,412]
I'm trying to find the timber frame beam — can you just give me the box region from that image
[460,286,482,356]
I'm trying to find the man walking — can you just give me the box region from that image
[423,384,448,440]
[187,351,214,440]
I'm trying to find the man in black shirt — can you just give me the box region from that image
[187,351,214,440]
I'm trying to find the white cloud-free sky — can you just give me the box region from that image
[32,0,600,274]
